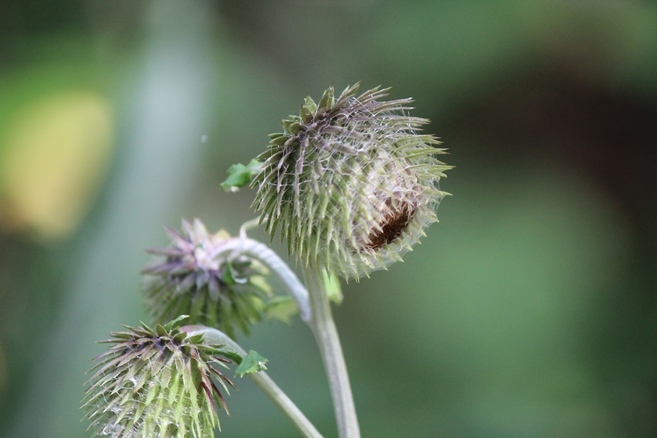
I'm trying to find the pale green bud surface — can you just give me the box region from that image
[82,317,239,437]
[252,83,451,279]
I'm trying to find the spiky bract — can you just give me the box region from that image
[82,318,239,437]
[142,219,271,338]
[252,83,450,279]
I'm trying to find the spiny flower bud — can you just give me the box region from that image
[82,317,240,437]
[252,83,451,279]
[142,219,271,339]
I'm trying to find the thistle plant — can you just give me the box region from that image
[252,83,450,279]
[83,83,449,437]
[141,219,272,338]
[82,317,238,437]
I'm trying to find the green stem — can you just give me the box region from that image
[186,326,323,438]
[303,267,360,438]
[213,234,359,436]
[212,237,311,321]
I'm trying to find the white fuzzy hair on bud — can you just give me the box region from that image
[252,83,451,280]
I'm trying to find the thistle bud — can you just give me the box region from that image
[82,318,239,437]
[252,84,450,279]
[141,219,271,338]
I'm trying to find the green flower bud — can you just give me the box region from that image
[141,219,272,339]
[82,317,239,437]
[252,83,451,279]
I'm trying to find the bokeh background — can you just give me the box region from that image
[1,1,656,436]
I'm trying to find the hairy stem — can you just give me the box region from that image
[303,267,360,438]
[211,237,311,322]
[213,233,359,436]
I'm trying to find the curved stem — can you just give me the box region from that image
[212,237,311,322]
[303,267,360,438]
[212,234,359,436]
[185,326,323,438]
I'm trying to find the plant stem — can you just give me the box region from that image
[212,237,311,322]
[186,326,323,438]
[213,234,360,436]
[249,372,322,438]
[303,267,360,438]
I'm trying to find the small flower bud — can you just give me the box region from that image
[252,84,451,279]
[141,219,271,338]
[82,317,239,437]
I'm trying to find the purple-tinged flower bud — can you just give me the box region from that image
[141,219,271,338]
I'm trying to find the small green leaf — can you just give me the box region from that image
[235,350,268,377]
[221,159,263,192]
[220,261,248,286]
[221,262,236,285]
[323,270,343,304]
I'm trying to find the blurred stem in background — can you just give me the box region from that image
[7,1,219,436]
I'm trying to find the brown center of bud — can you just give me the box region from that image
[364,200,415,251]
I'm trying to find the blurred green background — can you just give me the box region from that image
[1,1,656,437]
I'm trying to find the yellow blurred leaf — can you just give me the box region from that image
[0,92,113,239]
